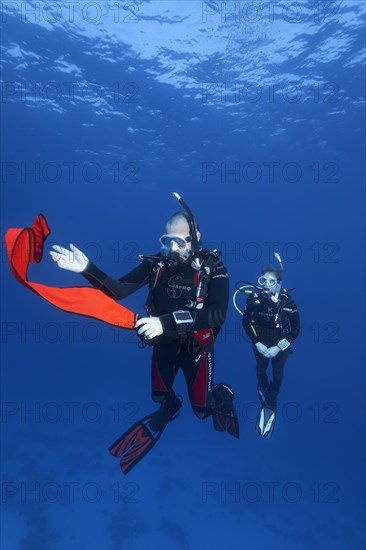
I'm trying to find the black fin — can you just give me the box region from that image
[211,383,240,439]
[109,395,182,474]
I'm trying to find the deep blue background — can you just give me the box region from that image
[1,1,365,549]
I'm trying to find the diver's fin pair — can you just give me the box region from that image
[256,406,276,439]
[109,393,182,474]
[255,385,277,439]
[212,383,240,439]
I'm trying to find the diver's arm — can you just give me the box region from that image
[284,296,300,343]
[50,243,152,300]
[81,259,153,300]
[268,296,300,354]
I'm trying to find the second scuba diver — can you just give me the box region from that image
[240,256,300,438]
[50,193,239,473]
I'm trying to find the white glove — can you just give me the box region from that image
[266,346,281,358]
[255,342,270,357]
[49,244,89,273]
[135,317,163,340]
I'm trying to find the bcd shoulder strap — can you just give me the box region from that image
[144,258,165,315]
[193,249,221,309]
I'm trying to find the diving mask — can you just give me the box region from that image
[159,234,192,250]
[258,276,277,289]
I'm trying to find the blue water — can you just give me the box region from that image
[1,1,365,549]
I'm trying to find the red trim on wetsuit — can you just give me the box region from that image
[152,263,164,288]
[189,351,209,408]
[151,348,169,393]
[189,329,214,407]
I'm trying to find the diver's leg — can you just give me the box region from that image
[271,349,291,395]
[253,345,270,401]
[181,330,239,437]
[180,329,215,418]
[151,342,179,403]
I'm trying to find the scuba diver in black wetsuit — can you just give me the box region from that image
[235,254,300,438]
[50,193,239,473]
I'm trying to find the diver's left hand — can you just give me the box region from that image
[135,317,163,340]
[267,346,281,358]
[50,244,89,273]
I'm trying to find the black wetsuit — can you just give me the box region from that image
[82,253,229,418]
[242,290,300,394]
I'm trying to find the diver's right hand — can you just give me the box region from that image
[255,342,270,357]
[50,244,89,273]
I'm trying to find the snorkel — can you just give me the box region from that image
[171,192,201,270]
[273,252,283,301]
